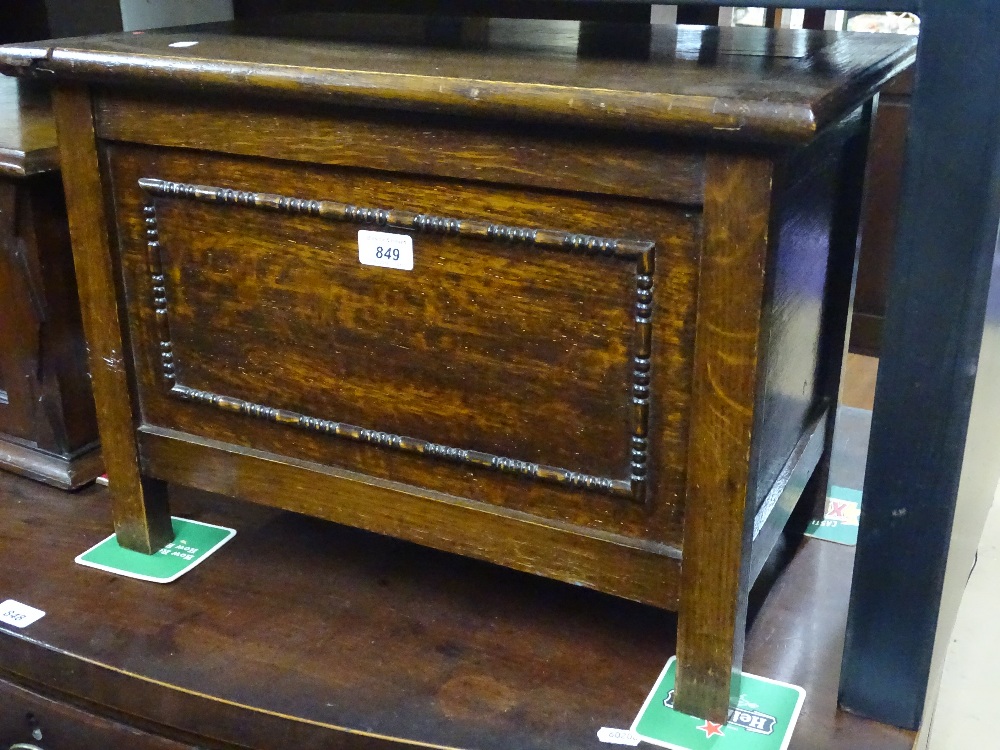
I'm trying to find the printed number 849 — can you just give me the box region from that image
[375,246,401,261]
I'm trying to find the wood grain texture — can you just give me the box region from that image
[0,467,917,750]
[106,144,697,545]
[95,93,706,204]
[674,154,774,722]
[140,425,682,608]
[0,76,58,177]
[1,19,915,144]
[0,181,35,443]
[793,100,873,555]
[51,86,169,547]
[138,177,652,499]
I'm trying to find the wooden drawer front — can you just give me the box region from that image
[109,146,699,538]
[0,678,193,750]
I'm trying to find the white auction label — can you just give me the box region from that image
[597,727,642,746]
[0,599,45,629]
[358,230,414,270]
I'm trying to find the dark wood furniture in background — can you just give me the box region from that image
[850,68,912,356]
[0,17,913,722]
[0,0,122,45]
[0,76,101,489]
[0,466,916,750]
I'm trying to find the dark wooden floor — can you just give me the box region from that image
[0,407,913,749]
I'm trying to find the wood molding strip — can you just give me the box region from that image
[139,179,658,501]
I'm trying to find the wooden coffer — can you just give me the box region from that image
[0,19,915,720]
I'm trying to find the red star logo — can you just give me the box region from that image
[696,720,726,739]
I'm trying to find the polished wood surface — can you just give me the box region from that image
[0,78,100,488]
[4,18,913,719]
[0,454,914,750]
[0,17,915,143]
[106,145,696,534]
[0,76,58,177]
[676,153,773,716]
[0,678,191,750]
[94,94,706,204]
[52,88,167,540]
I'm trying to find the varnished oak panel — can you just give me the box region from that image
[140,425,681,608]
[0,181,36,443]
[752,109,866,514]
[95,93,706,205]
[106,144,698,544]
[140,177,651,497]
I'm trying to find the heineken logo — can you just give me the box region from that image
[729,706,777,735]
[662,691,778,736]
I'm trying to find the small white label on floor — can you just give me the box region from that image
[358,230,413,270]
[0,599,45,628]
[597,727,642,746]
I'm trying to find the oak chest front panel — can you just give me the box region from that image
[106,139,699,547]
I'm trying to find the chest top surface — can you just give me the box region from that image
[0,14,914,145]
[0,76,58,177]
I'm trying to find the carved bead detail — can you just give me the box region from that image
[563,234,618,255]
[424,443,468,460]
[144,203,176,386]
[137,179,641,259]
[486,224,538,243]
[344,205,390,225]
[137,178,653,501]
[413,214,460,234]
[491,456,540,475]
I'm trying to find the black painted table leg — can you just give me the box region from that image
[840,0,1000,730]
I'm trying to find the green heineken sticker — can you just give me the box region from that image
[75,517,236,583]
[805,485,862,546]
[631,657,805,750]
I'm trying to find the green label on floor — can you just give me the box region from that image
[631,657,805,750]
[75,517,236,583]
[805,485,862,546]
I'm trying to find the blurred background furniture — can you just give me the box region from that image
[0,76,101,488]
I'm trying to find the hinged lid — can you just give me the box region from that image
[0,15,915,145]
